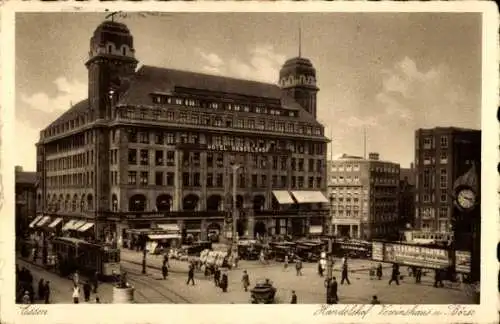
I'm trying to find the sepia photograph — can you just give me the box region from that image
[1,2,498,324]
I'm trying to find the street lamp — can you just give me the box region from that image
[325,194,335,304]
[231,164,242,261]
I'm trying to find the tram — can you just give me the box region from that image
[51,237,120,279]
[403,230,453,246]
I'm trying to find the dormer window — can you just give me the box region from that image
[153,96,161,104]
[234,105,241,111]
[175,98,183,105]
[209,102,219,109]
[289,111,296,117]
[243,106,250,112]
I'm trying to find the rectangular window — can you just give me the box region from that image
[272,156,278,170]
[166,172,174,186]
[423,169,430,188]
[193,173,201,187]
[155,171,163,186]
[272,175,278,188]
[291,176,296,188]
[166,151,175,166]
[128,171,137,185]
[440,169,448,189]
[193,152,200,166]
[216,154,224,167]
[166,133,175,144]
[440,136,448,148]
[154,132,163,144]
[139,132,149,144]
[128,149,137,165]
[261,175,267,188]
[207,153,213,167]
[182,172,190,186]
[239,174,246,188]
[155,150,164,166]
[128,130,137,143]
[216,173,223,187]
[440,193,448,202]
[298,176,304,188]
[423,137,432,149]
[316,177,322,188]
[280,176,287,188]
[140,149,149,165]
[140,172,148,185]
[440,151,448,164]
[291,158,296,171]
[206,173,213,187]
[298,159,304,172]
[252,174,258,188]
[308,159,314,172]
[308,177,314,188]
[439,207,448,218]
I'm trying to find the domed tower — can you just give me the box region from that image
[85,20,139,120]
[279,56,319,118]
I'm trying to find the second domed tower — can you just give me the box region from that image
[279,56,319,118]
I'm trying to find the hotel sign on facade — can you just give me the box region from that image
[207,144,270,153]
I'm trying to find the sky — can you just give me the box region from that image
[15,12,482,171]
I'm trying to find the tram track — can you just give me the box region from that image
[121,260,192,304]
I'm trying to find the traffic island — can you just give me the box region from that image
[112,272,135,303]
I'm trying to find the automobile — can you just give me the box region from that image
[250,279,277,304]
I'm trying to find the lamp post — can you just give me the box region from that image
[231,164,242,260]
[325,194,335,304]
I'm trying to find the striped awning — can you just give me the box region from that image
[36,216,51,227]
[48,218,63,228]
[272,190,295,204]
[77,222,94,232]
[28,215,43,228]
[290,191,329,204]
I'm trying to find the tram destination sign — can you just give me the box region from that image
[371,242,450,269]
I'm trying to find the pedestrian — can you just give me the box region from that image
[388,264,400,285]
[214,266,221,287]
[73,270,80,286]
[43,281,51,304]
[42,244,48,265]
[162,263,169,280]
[95,296,100,303]
[376,263,383,280]
[318,260,324,277]
[290,290,297,304]
[284,255,289,270]
[371,295,381,304]
[72,284,80,304]
[220,272,228,293]
[415,267,422,283]
[242,270,250,292]
[38,278,45,300]
[163,253,169,267]
[92,271,99,293]
[186,264,195,285]
[83,281,91,302]
[341,262,351,285]
[295,259,303,276]
[22,290,31,304]
[434,269,444,288]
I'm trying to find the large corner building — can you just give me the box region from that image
[327,153,400,241]
[35,20,329,242]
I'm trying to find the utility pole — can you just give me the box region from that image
[325,197,334,303]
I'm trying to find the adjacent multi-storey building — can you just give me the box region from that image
[35,20,330,243]
[327,152,400,240]
[414,127,481,232]
[15,166,37,236]
[399,164,416,231]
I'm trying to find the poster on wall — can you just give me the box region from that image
[383,243,450,269]
[371,242,384,261]
[455,250,472,274]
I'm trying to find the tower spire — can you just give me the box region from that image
[298,24,302,58]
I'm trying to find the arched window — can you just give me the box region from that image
[72,194,78,212]
[65,194,70,211]
[87,194,93,211]
[37,194,42,208]
[182,194,199,211]
[129,194,146,212]
[111,194,118,212]
[80,194,86,211]
[253,195,266,212]
[206,195,222,212]
[156,194,172,212]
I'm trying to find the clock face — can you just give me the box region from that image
[457,189,476,210]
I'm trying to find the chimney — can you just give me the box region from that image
[368,152,379,161]
[15,165,23,173]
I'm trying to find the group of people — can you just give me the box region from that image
[16,265,51,304]
[70,270,100,304]
[283,255,304,276]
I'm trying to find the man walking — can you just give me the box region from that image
[242,270,250,292]
[186,264,195,285]
[162,263,169,280]
[83,281,92,302]
[72,284,81,304]
[388,263,400,285]
[284,255,289,270]
[290,290,297,304]
[92,271,99,293]
[43,281,51,304]
[214,266,221,287]
[295,259,303,276]
[341,261,351,285]
[371,295,381,304]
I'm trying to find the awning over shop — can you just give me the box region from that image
[290,191,329,204]
[272,190,295,204]
[309,226,323,234]
[36,216,51,227]
[186,229,201,233]
[77,222,94,232]
[28,215,43,228]
[71,220,87,231]
[148,234,181,240]
[62,220,78,231]
[48,218,63,228]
